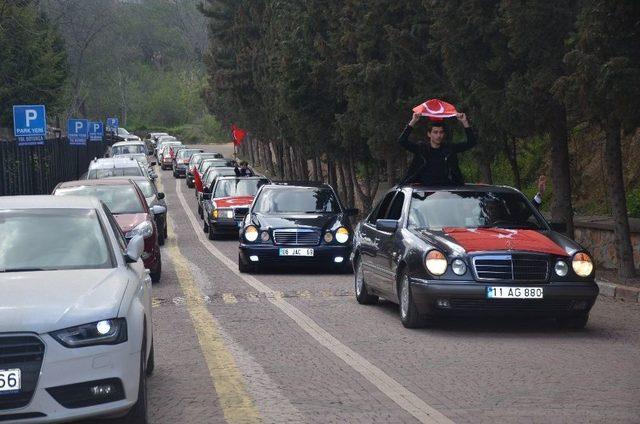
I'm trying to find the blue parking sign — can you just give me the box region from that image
[68,119,89,146]
[88,121,104,141]
[13,105,46,146]
[106,117,119,131]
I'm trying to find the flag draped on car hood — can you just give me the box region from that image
[442,227,569,256]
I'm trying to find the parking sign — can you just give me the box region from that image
[106,117,119,131]
[13,105,46,146]
[68,119,89,146]
[88,121,104,141]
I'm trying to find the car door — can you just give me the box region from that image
[374,191,406,297]
[360,191,396,292]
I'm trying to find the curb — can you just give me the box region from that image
[596,280,640,303]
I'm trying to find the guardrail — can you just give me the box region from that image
[0,137,111,196]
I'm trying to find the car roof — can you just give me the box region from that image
[112,140,144,146]
[89,157,142,169]
[217,176,268,181]
[0,195,103,209]
[399,183,521,194]
[56,178,135,188]
[271,181,331,189]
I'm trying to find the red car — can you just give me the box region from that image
[202,176,270,239]
[53,179,165,282]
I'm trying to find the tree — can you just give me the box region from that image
[555,0,640,277]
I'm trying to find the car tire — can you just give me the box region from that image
[198,204,203,219]
[238,254,255,273]
[158,227,165,246]
[187,180,193,189]
[150,261,161,283]
[172,170,178,178]
[203,220,209,233]
[146,342,154,377]
[557,313,589,330]
[208,228,217,240]
[398,272,424,328]
[117,337,149,423]
[354,258,378,305]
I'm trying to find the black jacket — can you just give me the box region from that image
[398,125,477,186]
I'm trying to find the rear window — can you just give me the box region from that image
[55,185,145,214]
[111,144,145,155]
[87,167,143,178]
[253,187,340,214]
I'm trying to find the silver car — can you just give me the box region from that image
[0,196,153,423]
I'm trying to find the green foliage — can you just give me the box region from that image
[0,1,68,127]
[628,188,640,218]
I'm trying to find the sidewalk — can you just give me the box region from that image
[596,271,640,303]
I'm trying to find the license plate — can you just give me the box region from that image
[0,369,21,393]
[279,248,314,257]
[487,286,543,299]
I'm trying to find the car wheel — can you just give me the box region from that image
[172,170,178,178]
[203,220,209,233]
[398,272,423,328]
[198,204,203,218]
[146,342,154,376]
[117,337,149,423]
[150,261,161,283]
[238,254,255,273]
[354,258,378,305]
[187,180,193,188]
[157,228,165,246]
[208,227,217,240]
[557,313,589,330]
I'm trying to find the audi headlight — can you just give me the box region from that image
[50,318,127,348]
[335,227,349,244]
[425,250,447,276]
[125,221,153,239]
[244,225,259,242]
[572,252,593,277]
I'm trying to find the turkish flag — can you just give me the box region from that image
[443,227,569,256]
[231,124,246,146]
[412,99,458,122]
[194,168,203,193]
[169,146,175,159]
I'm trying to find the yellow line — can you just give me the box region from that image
[222,293,238,304]
[166,217,260,423]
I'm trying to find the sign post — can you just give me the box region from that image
[88,121,104,141]
[13,105,47,146]
[68,119,89,146]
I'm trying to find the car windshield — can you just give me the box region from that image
[55,185,145,214]
[214,179,268,198]
[117,128,130,135]
[111,144,145,155]
[0,209,113,271]
[114,153,147,163]
[200,160,233,173]
[407,190,546,230]
[133,180,155,198]
[177,150,199,159]
[253,187,340,214]
[204,169,235,186]
[87,167,143,178]
[162,144,181,153]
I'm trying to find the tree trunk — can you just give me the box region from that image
[604,119,636,278]
[296,146,309,181]
[327,158,337,189]
[387,155,397,186]
[341,160,355,207]
[335,161,347,203]
[273,141,284,179]
[549,110,575,238]
[266,142,276,177]
[504,137,521,190]
[315,156,323,181]
[478,156,493,184]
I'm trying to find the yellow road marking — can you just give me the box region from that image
[166,217,260,423]
[222,293,238,304]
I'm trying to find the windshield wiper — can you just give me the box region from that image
[0,267,48,273]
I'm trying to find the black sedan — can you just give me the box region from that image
[238,182,358,273]
[351,185,599,329]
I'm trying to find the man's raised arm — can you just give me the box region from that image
[398,113,422,154]
[451,112,477,153]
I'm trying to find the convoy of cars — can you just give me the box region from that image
[0,128,600,422]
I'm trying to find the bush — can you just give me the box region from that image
[628,187,640,218]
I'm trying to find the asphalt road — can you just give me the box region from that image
[143,143,640,423]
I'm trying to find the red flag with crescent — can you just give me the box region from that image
[412,99,458,122]
[194,168,203,193]
[231,124,246,146]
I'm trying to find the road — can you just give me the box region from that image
[144,143,640,423]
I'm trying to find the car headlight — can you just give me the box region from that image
[572,252,593,277]
[555,260,569,277]
[217,209,233,219]
[50,318,127,348]
[125,220,153,239]
[335,227,349,244]
[244,225,259,242]
[425,250,447,276]
[261,231,270,242]
[324,232,334,243]
[451,259,466,275]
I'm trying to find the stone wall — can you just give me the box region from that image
[573,216,640,271]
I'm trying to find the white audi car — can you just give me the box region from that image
[0,196,153,423]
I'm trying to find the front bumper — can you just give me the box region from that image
[208,218,243,234]
[239,244,352,269]
[409,278,599,317]
[173,165,187,176]
[0,334,140,423]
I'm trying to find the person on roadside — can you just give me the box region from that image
[234,161,254,177]
[398,112,476,186]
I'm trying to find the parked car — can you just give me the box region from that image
[172,148,204,178]
[146,132,169,148]
[108,140,148,157]
[202,176,270,239]
[112,127,141,142]
[197,167,237,217]
[159,142,183,170]
[238,182,358,273]
[186,153,223,188]
[53,179,164,282]
[86,157,146,179]
[113,153,154,168]
[351,184,599,329]
[155,136,178,158]
[0,195,153,422]
[193,159,236,199]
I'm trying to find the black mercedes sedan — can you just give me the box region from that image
[238,182,358,273]
[351,185,599,329]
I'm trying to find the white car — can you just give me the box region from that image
[154,136,178,158]
[109,141,148,157]
[0,195,153,423]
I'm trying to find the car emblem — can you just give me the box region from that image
[506,239,513,250]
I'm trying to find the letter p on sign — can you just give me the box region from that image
[25,109,37,127]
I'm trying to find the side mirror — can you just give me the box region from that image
[151,205,166,215]
[157,192,165,200]
[549,221,567,233]
[344,208,359,216]
[150,161,157,166]
[376,219,398,233]
[125,235,145,263]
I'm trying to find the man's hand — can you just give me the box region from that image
[456,112,470,128]
[409,112,421,127]
[538,175,547,195]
